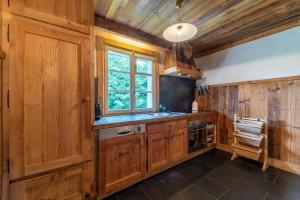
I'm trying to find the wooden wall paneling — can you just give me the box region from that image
[9,0,93,34]
[204,77,300,172]
[223,86,231,145]
[267,81,292,161]
[247,84,261,118]
[237,84,246,118]
[209,87,219,111]
[207,87,220,145]
[227,85,238,145]
[217,87,227,144]
[259,83,269,119]
[9,16,91,180]
[290,80,300,165]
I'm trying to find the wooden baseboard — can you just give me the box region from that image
[269,158,300,175]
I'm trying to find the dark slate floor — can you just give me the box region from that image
[105,150,300,200]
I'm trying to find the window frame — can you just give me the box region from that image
[133,53,155,113]
[103,45,156,115]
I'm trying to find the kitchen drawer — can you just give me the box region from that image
[147,122,170,134]
[175,119,187,129]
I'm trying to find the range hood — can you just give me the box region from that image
[163,45,202,80]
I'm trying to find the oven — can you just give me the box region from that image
[188,119,207,153]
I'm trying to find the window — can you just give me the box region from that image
[105,46,155,114]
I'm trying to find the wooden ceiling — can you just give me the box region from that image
[94,0,300,57]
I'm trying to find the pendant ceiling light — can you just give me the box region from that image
[163,0,197,42]
[163,23,197,42]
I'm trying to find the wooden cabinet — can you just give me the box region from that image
[9,0,93,33]
[147,129,170,172]
[147,120,187,172]
[8,17,92,180]
[99,133,146,196]
[170,126,187,162]
[10,164,91,200]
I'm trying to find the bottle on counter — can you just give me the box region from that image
[95,96,101,120]
[192,100,198,113]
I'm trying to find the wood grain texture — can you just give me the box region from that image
[10,0,93,33]
[170,120,188,162]
[10,163,92,200]
[94,0,300,56]
[9,17,92,180]
[99,133,146,198]
[197,77,300,167]
[94,16,171,49]
[147,125,170,172]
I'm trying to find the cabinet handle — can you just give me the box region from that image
[117,131,133,136]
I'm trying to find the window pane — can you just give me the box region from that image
[136,58,152,74]
[108,91,130,111]
[108,50,130,72]
[135,92,153,110]
[108,71,130,90]
[135,75,153,92]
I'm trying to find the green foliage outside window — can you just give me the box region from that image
[107,49,153,112]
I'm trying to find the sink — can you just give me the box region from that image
[147,112,171,117]
[147,112,187,117]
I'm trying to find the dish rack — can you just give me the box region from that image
[231,114,268,171]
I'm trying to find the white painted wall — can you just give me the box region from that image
[195,26,300,85]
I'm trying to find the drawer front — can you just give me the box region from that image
[147,122,170,134]
[175,119,187,129]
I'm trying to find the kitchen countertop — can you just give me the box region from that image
[93,111,218,129]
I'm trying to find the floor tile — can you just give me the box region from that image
[219,181,267,200]
[193,176,227,198]
[274,170,300,192]
[161,171,191,192]
[270,184,300,200]
[142,181,176,200]
[117,185,150,200]
[177,184,215,200]
[139,176,161,188]
[178,162,208,182]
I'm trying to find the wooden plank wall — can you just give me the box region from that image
[196,77,300,167]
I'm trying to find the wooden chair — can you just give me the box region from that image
[231,114,269,171]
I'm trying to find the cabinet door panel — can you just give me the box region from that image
[170,128,187,162]
[99,133,146,195]
[9,17,91,180]
[147,131,170,172]
[10,164,90,200]
[10,0,93,33]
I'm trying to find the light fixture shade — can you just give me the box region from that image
[163,23,197,42]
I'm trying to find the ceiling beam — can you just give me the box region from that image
[94,15,172,49]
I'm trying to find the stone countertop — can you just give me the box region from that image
[93,111,218,130]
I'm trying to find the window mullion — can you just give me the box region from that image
[130,52,136,113]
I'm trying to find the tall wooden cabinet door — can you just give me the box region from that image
[170,128,187,162]
[147,130,170,172]
[9,0,93,33]
[99,133,146,196]
[9,17,92,180]
[10,164,90,200]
